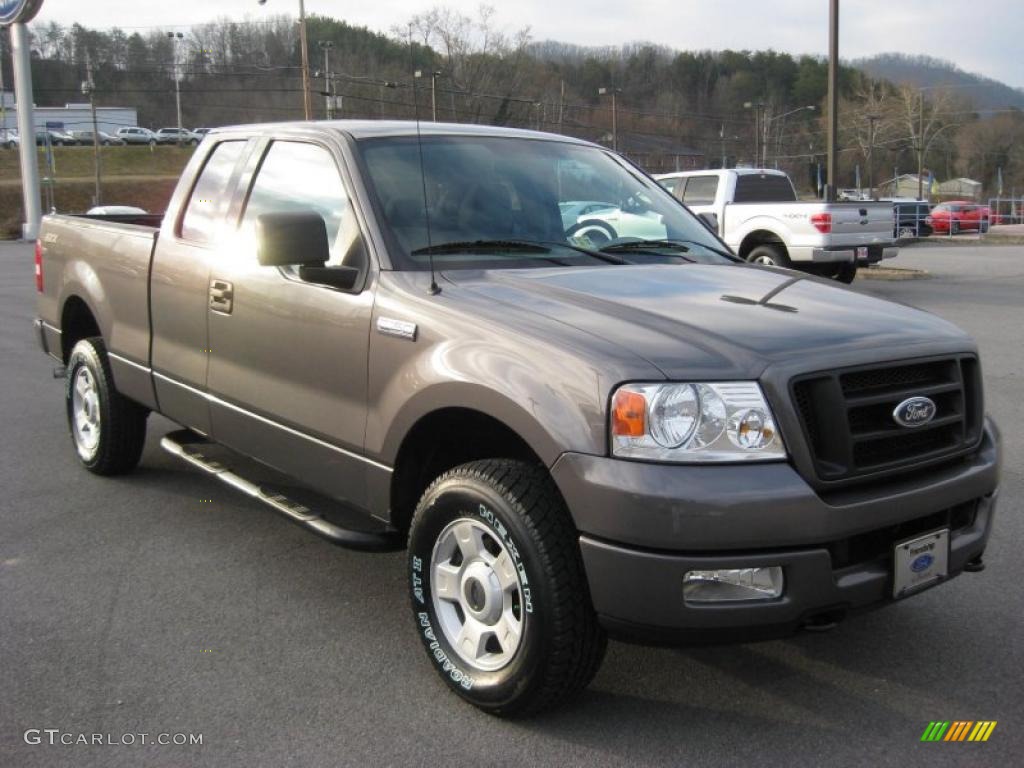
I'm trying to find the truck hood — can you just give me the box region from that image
[444,264,972,379]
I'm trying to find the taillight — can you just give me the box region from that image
[34,240,43,293]
[810,212,832,234]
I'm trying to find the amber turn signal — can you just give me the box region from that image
[612,388,646,437]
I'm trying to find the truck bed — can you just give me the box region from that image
[37,213,163,410]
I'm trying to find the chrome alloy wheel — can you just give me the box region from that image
[71,366,101,459]
[751,253,777,265]
[430,518,525,672]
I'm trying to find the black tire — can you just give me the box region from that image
[65,337,148,475]
[408,459,606,716]
[950,221,960,235]
[834,262,858,284]
[148,139,157,147]
[747,243,791,268]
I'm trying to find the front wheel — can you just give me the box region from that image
[66,338,148,475]
[408,460,606,716]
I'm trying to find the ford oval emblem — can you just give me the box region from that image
[0,0,45,26]
[893,396,937,428]
[911,553,935,573]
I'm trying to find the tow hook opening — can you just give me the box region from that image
[801,609,846,633]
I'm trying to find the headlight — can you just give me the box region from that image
[611,382,785,462]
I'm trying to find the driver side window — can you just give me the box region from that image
[241,141,365,271]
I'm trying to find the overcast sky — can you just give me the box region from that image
[30,0,1024,89]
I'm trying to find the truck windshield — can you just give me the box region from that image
[356,135,733,270]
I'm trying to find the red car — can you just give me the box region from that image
[927,201,991,234]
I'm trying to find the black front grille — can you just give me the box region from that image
[792,356,983,483]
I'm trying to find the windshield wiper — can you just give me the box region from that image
[601,238,739,262]
[411,239,552,255]
[411,238,627,266]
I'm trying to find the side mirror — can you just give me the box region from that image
[698,212,719,233]
[256,211,331,268]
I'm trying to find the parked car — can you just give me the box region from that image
[156,127,201,145]
[193,127,212,136]
[891,200,933,239]
[34,121,999,716]
[927,201,991,234]
[68,130,126,146]
[1,128,19,149]
[35,129,75,146]
[116,127,158,146]
[656,169,898,282]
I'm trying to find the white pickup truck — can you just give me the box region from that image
[655,169,898,282]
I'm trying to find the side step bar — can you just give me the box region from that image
[160,430,403,552]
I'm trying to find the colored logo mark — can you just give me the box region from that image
[921,721,997,742]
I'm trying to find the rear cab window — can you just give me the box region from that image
[733,174,798,203]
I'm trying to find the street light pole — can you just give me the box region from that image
[258,0,312,119]
[598,87,620,151]
[826,0,840,202]
[319,40,334,119]
[414,70,442,121]
[166,32,184,145]
[744,101,765,166]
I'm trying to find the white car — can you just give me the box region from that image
[1,128,19,149]
[559,200,667,246]
[116,127,158,146]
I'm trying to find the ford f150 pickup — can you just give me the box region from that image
[34,121,1000,716]
[655,168,899,282]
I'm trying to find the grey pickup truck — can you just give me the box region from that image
[34,121,1000,716]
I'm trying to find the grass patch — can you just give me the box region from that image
[0,145,194,181]
[1,177,178,238]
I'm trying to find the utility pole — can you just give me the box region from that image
[166,32,184,145]
[866,113,879,199]
[917,91,925,201]
[378,81,397,119]
[598,87,620,151]
[558,79,565,134]
[0,33,7,144]
[826,0,839,202]
[319,41,334,118]
[257,0,312,119]
[82,53,102,207]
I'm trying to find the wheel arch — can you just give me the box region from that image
[388,406,551,535]
[738,229,788,260]
[59,294,102,363]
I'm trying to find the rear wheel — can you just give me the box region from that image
[66,338,148,475]
[408,459,606,716]
[833,262,858,284]
[898,226,916,240]
[747,243,790,268]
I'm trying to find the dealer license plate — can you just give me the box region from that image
[893,529,949,598]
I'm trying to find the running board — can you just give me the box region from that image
[160,430,403,552]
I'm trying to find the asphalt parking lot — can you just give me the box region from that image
[1,241,1021,767]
